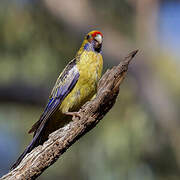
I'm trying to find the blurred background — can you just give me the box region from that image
[0,0,180,179]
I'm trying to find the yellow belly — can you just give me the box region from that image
[36,51,103,142]
[60,51,103,113]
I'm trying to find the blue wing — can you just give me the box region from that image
[29,58,79,134]
[11,58,80,170]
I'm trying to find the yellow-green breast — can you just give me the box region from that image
[60,50,103,113]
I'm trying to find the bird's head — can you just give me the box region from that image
[83,30,103,53]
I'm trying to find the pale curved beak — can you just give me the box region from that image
[94,34,103,44]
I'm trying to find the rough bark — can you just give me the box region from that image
[1,50,138,180]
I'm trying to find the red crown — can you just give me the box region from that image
[91,31,103,38]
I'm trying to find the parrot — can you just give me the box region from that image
[11,30,103,170]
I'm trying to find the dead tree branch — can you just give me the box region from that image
[1,50,138,180]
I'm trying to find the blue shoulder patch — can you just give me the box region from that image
[84,42,102,54]
[84,43,90,51]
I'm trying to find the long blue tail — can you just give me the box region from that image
[10,124,45,170]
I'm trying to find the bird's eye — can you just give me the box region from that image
[86,34,90,39]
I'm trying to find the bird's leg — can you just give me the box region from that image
[64,111,82,120]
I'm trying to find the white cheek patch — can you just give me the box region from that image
[95,34,103,44]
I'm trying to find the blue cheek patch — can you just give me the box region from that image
[84,43,90,51]
[84,42,102,53]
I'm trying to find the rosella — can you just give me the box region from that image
[11,30,103,169]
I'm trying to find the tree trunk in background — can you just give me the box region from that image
[134,0,180,168]
[135,0,159,47]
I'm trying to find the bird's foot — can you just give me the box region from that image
[64,111,82,120]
